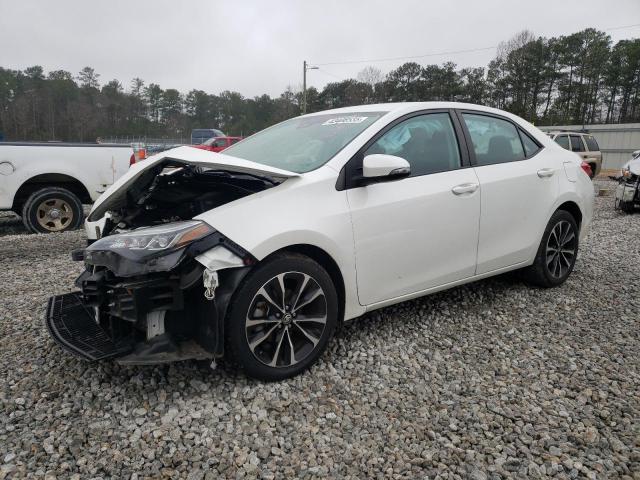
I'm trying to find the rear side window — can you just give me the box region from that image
[584,135,599,151]
[555,135,570,150]
[462,114,525,165]
[519,130,542,157]
[570,135,585,152]
[365,112,461,176]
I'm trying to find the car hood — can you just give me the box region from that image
[90,146,299,216]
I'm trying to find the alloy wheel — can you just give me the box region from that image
[545,220,577,279]
[36,198,74,232]
[245,272,327,368]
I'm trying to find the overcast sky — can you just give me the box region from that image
[1,0,639,97]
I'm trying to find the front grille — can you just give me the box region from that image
[46,292,133,361]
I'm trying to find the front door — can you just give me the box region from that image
[347,111,481,306]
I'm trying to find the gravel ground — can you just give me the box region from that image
[1,189,639,479]
[0,212,23,237]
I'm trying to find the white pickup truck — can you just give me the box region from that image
[0,142,135,233]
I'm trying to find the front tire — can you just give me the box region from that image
[22,187,83,233]
[523,210,579,288]
[224,253,338,381]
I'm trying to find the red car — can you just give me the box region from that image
[193,136,243,153]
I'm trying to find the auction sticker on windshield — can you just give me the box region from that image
[322,116,368,126]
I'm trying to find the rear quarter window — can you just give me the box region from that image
[519,129,542,157]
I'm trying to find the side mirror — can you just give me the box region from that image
[363,154,411,180]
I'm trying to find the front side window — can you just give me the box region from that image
[462,114,525,165]
[570,135,585,152]
[555,135,570,150]
[224,112,385,173]
[364,113,461,176]
[584,135,599,151]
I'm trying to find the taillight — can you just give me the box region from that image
[129,153,136,167]
[580,161,593,178]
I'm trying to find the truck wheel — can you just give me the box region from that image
[22,187,84,233]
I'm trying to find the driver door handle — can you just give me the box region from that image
[451,183,479,195]
[537,168,555,178]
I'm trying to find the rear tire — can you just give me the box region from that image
[224,252,338,381]
[523,210,579,288]
[22,187,84,234]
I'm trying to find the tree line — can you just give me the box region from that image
[0,28,638,142]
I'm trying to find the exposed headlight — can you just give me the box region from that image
[85,220,215,276]
[622,167,632,179]
[95,220,213,251]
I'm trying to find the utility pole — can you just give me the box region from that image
[302,60,318,114]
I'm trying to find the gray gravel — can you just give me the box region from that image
[1,188,639,479]
[0,212,23,237]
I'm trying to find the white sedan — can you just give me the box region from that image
[46,102,594,380]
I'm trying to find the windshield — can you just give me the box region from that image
[223,112,386,173]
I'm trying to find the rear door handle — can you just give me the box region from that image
[451,183,479,195]
[537,168,555,178]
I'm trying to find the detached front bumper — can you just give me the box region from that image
[45,225,255,364]
[45,260,252,365]
[45,266,216,364]
[46,291,215,364]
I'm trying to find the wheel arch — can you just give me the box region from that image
[13,173,92,211]
[268,243,346,325]
[555,200,583,229]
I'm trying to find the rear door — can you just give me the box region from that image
[458,111,558,275]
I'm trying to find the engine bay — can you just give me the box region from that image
[90,160,279,235]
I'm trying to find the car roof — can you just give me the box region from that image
[302,102,542,130]
[546,131,591,136]
[303,101,518,117]
[301,102,555,148]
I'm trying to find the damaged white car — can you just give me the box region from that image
[614,150,640,213]
[46,103,594,380]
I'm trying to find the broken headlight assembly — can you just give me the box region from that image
[85,220,215,276]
